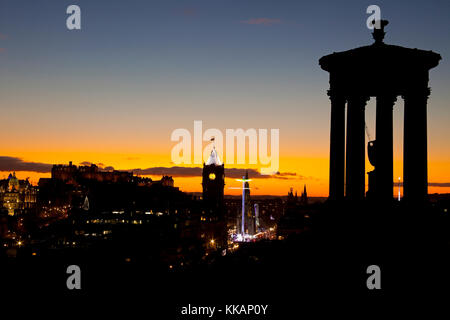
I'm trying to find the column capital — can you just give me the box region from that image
[346,95,370,109]
[402,87,431,100]
[346,95,370,102]
[327,89,345,100]
[377,94,397,111]
[377,94,398,103]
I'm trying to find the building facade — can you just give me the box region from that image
[0,172,37,216]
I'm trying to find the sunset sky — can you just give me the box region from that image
[0,0,449,196]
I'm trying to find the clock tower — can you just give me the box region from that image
[202,147,225,213]
[202,146,226,250]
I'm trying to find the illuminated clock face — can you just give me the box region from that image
[209,173,216,180]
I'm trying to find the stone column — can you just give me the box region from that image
[403,88,429,203]
[328,91,346,201]
[346,95,369,201]
[375,95,397,202]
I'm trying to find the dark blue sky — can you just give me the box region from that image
[0,0,449,194]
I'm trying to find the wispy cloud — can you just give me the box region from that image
[0,156,52,173]
[174,7,198,17]
[133,166,201,177]
[182,8,197,17]
[0,156,299,180]
[2,157,449,187]
[396,182,450,187]
[429,182,450,187]
[240,18,282,26]
[133,166,298,179]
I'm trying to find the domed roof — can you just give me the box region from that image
[319,20,441,73]
[319,42,441,73]
[318,21,441,97]
[7,172,19,191]
[205,147,222,166]
[8,172,18,182]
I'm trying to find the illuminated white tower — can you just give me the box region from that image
[235,175,251,236]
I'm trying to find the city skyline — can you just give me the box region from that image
[2,0,450,308]
[1,0,450,196]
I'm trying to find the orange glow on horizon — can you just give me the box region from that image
[2,152,450,197]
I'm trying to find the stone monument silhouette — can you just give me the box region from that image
[319,20,441,204]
